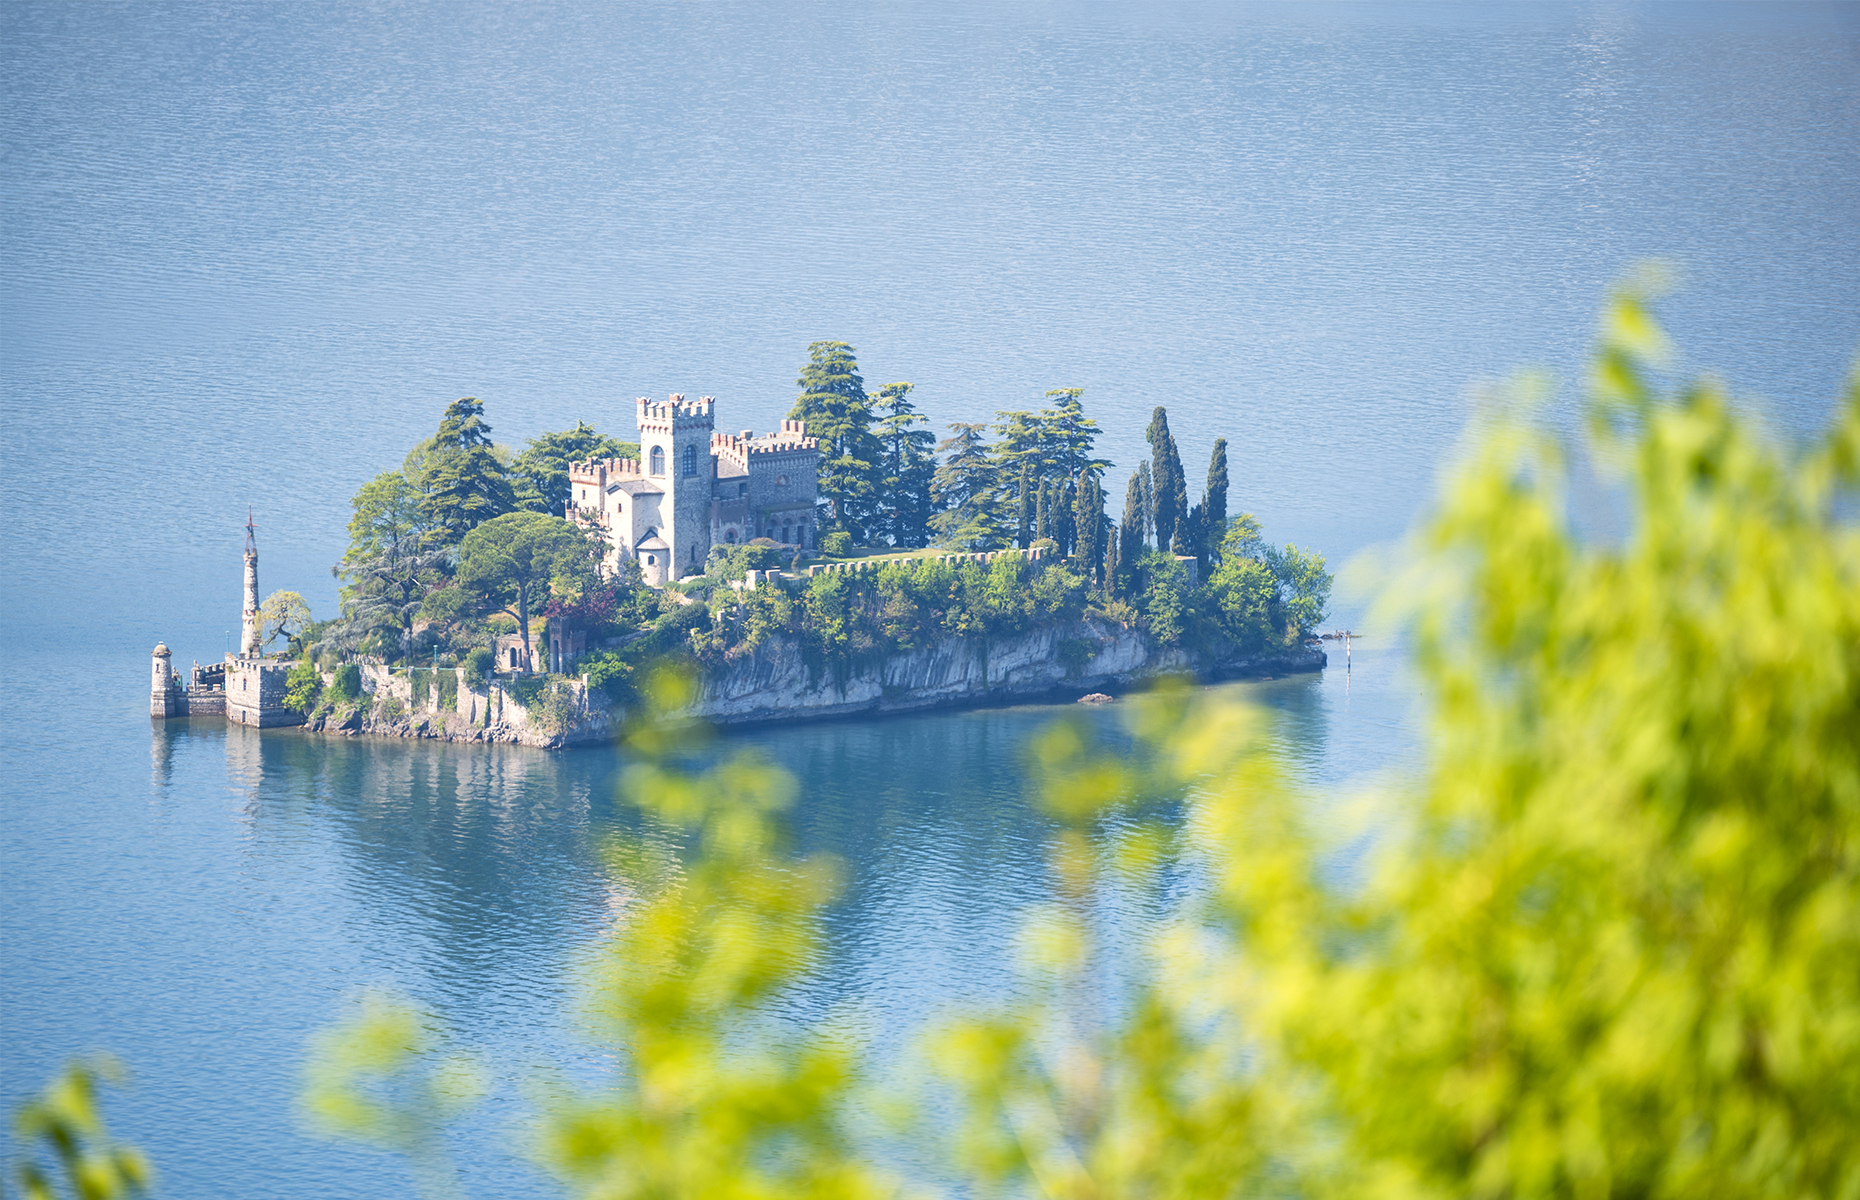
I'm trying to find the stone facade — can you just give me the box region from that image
[568,396,821,586]
[225,658,301,727]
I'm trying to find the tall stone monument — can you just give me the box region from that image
[240,509,261,659]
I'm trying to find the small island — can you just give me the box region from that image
[153,343,1331,746]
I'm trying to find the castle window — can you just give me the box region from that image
[738,482,747,497]
[650,446,665,475]
[683,445,696,476]
[726,530,737,544]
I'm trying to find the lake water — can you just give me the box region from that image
[2,3,1855,1195]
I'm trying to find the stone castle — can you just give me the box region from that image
[567,395,821,585]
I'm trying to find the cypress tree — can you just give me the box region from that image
[1119,471,1146,596]
[1205,438,1229,560]
[1102,517,1120,595]
[1146,408,1177,550]
[1055,477,1077,558]
[1034,478,1050,543]
[1136,461,1154,550]
[1073,473,1104,585]
[1017,461,1033,549]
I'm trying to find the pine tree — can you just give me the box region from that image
[873,382,936,547]
[791,342,881,541]
[931,423,1005,550]
[511,422,637,516]
[416,397,516,546]
[1041,389,1108,480]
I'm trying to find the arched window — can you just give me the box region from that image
[726,530,737,544]
[683,445,696,476]
[783,525,793,544]
[649,446,665,475]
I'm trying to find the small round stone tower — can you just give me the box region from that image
[240,509,261,659]
[151,642,177,717]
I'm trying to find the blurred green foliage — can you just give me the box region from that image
[299,992,486,1200]
[9,1057,150,1200]
[293,284,1857,1197]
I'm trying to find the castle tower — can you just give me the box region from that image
[636,394,715,579]
[151,642,180,717]
[240,509,261,659]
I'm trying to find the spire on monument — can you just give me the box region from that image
[240,507,261,659]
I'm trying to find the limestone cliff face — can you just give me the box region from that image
[307,622,1325,748]
[685,618,1325,727]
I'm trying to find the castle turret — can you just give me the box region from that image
[636,394,716,579]
[151,642,180,717]
[240,509,261,658]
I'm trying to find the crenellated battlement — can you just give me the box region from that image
[636,393,716,432]
[710,421,820,471]
[568,456,644,488]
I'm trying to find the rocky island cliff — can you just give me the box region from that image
[294,618,1324,748]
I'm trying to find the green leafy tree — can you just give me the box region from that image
[1264,542,1331,637]
[415,398,516,546]
[455,512,599,673]
[256,590,313,655]
[1137,549,1191,645]
[790,342,881,540]
[512,422,637,515]
[872,382,936,547]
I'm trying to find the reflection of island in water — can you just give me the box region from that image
[165,671,1330,1050]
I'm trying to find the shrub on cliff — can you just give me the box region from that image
[578,603,712,703]
[284,660,321,714]
[461,647,493,689]
[328,663,363,705]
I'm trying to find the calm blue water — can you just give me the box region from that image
[3,3,1855,1195]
